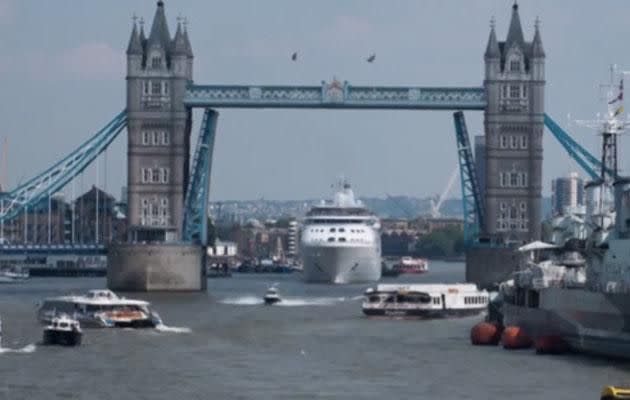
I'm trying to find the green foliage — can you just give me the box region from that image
[414,226,464,258]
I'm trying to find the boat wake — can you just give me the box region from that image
[0,344,36,354]
[220,295,360,307]
[221,296,263,305]
[154,324,192,334]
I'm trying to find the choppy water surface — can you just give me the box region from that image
[0,261,628,399]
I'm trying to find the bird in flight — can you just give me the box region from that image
[366,53,376,63]
[291,52,298,61]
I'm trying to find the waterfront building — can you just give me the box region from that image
[207,240,238,257]
[2,193,71,245]
[74,186,116,244]
[551,172,584,216]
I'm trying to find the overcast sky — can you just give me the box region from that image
[0,0,629,201]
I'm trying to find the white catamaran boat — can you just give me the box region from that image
[362,284,489,318]
[38,290,162,328]
[301,182,381,284]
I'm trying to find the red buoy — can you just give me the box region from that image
[535,335,569,354]
[470,322,503,345]
[501,326,533,349]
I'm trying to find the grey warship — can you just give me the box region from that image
[500,73,630,358]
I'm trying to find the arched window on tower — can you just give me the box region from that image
[520,135,528,149]
[151,56,162,69]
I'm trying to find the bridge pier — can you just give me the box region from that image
[107,243,206,291]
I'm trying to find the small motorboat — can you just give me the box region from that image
[263,287,282,305]
[43,314,82,346]
[0,266,29,283]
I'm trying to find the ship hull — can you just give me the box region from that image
[302,244,381,284]
[503,287,630,358]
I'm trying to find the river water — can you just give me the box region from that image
[0,261,628,400]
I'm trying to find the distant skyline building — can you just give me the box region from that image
[551,172,584,216]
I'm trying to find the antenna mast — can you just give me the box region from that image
[573,64,625,182]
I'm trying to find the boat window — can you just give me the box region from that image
[59,323,68,328]
[339,228,345,232]
[330,228,336,232]
[368,295,381,303]
[385,296,395,303]
[327,237,335,242]
[339,238,346,242]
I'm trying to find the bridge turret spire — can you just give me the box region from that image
[505,1,525,50]
[139,17,146,43]
[172,18,187,55]
[147,0,171,51]
[183,18,193,57]
[484,18,500,59]
[532,18,545,58]
[126,18,143,55]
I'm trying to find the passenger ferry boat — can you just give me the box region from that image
[38,290,162,328]
[362,284,489,318]
[43,315,82,346]
[301,181,381,284]
[393,257,429,274]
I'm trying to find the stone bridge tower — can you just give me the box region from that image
[125,0,193,242]
[110,1,203,292]
[483,3,545,244]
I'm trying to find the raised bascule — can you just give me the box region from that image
[0,1,608,290]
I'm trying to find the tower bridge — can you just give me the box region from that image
[0,1,606,290]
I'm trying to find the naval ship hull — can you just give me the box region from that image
[302,244,381,284]
[503,287,630,358]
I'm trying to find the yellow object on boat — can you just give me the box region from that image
[601,386,630,399]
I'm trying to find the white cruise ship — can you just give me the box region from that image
[301,182,381,284]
